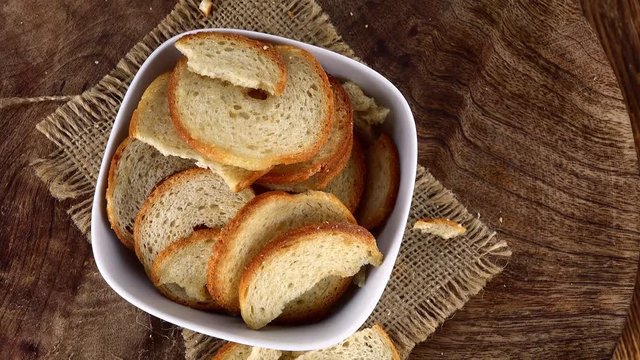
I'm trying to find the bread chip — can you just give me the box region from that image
[413,218,467,239]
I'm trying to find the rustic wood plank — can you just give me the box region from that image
[318,0,640,358]
[0,0,638,359]
[0,1,183,359]
[580,1,640,358]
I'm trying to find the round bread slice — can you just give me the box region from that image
[294,325,401,360]
[357,133,400,230]
[239,222,383,329]
[208,191,355,313]
[324,136,366,213]
[150,228,221,310]
[106,137,193,250]
[129,73,267,192]
[175,32,286,96]
[168,45,334,170]
[258,77,353,184]
[212,343,282,360]
[134,168,254,273]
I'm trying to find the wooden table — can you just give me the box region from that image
[1,1,638,358]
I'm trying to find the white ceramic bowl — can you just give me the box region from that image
[91,29,417,351]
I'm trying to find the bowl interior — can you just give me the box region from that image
[91,29,417,351]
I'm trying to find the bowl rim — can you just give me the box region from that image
[91,28,417,350]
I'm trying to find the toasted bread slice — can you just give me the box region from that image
[258,77,353,184]
[342,81,390,144]
[277,275,352,325]
[324,136,366,213]
[212,343,282,360]
[168,45,333,170]
[175,32,286,96]
[258,137,351,193]
[106,137,193,250]
[208,191,355,313]
[357,133,400,229]
[150,228,221,309]
[134,168,254,273]
[413,218,467,239]
[294,325,400,360]
[129,73,267,192]
[239,222,383,329]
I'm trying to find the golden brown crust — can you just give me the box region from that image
[231,167,271,192]
[176,32,287,95]
[211,342,245,360]
[257,77,352,185]
[106,137,136,250]
[208,191,356,313]
[340,135,367,213]
[275,276,352,325]
[128,72,171,138]
[238,222,382,325]
[150,228,222,310]
[169,45,334,170]
[133,167,214,269]
[357,133,400,230]
[371,324,402,360]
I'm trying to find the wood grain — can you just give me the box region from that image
[580,1,640,358]
[0,0,638,359]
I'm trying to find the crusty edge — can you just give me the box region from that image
[238,222,382,329]
[176,32,287,96]
[207,190,355,314]
[357,133,400,230]
[275,276,352,325]
[133,167,214,271]
[150,228,222,310]
[106,137,136,250]
[128,72,172,137]
[230,167,271,192]
[211,342,245,360]
[257,77,353,185]
[343,135,367,213]
[371,324,402,360]
[169,46,334,170]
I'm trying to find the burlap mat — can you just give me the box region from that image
[31,0,511,358]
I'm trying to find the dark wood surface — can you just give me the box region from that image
[1,0,639,359]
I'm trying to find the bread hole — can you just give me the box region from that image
[233,105,242,110]
[193,224,209,231]
[310,84,318,91]
[238,112,250,120]
[246,88,268,100]
[229,112,237,119]
[224,47,233,52]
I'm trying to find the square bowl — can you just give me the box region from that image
[91,29,417,351]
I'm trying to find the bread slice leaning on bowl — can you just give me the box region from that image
[106,137,193,250]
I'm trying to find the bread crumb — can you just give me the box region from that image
[365,24,369,28]
[287,10,295,19]
[199,0,213,17]
[94,60,99,65]
[499,217,503,223]
[262,45,269,50]
[350,11,354,16]
[413,218,466,239]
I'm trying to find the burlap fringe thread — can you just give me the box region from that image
[31,0,511,359]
